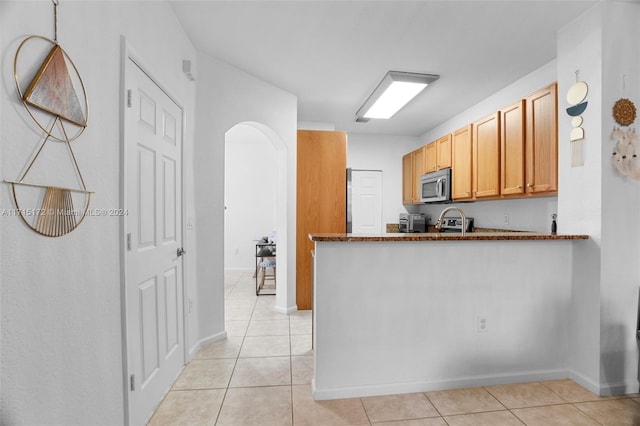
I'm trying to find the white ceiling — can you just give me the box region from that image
[169,0,597,136]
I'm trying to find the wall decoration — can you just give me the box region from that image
[566,71,588,167]
[613,98,636,127]
[4,0,93,237]
[611,76,639,179]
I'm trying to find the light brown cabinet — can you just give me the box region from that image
[436,134,452,170]
[402,146,426,204]
[473,112,500,199]
[500,100,526,195]
[403,83,557,204]
[452,125,473,200]
[424,142,437,173]
[402,153,414,204]
[297,130,347,310]
[424,135,451,174]
[525,83,557,195]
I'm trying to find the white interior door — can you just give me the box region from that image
[124,57,185,425]
[351,170,383,234]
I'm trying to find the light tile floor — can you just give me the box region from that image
[149,270,640,425]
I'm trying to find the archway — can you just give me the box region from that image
[224,121,289,312]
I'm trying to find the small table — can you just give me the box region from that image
[255,242,276,295]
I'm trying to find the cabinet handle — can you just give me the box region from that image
[516,185,522,189]
[526,183,533,188]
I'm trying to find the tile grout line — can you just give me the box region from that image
[215,271,258,425]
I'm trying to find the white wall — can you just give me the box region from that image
[416,60,559,232]
[0,1,197,424]
[558,1,640,395]
[193,52,298,340]
[557,2,604,394]
[225,124,277,269]
[314,239,575,399]
[599,1,640,394]
[347,133,421,225]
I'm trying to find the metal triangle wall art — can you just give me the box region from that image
[4,0,93,237]
[23,44,87,127]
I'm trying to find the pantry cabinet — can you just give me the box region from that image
[500,100,526,195]
[452,125,473,200]
[525,83,558,194]
[297,130,347,310]
[473,112,500,199]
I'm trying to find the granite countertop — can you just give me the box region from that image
[309,231,589,242]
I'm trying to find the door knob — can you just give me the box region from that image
[177,248,186,257]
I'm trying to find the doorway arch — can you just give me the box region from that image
[224,121,290,312]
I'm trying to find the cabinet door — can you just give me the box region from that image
[452,125,473,200]
[526,83,558,194]
[413,146,426,203]
[436,134,452,170]
[500,100,525,195]
[473,112,500,198]
[402,153,414,204]
[424,142,437,173]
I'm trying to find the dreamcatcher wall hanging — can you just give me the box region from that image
[611,75,639,179]
[5,0,93,237]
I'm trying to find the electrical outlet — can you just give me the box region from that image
[503,213,511,225]
[477,315,488,332]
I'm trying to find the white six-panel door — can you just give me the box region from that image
[351,170,383,234]
[124,57,185,425]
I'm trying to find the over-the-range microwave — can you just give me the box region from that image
[420,168,452,203]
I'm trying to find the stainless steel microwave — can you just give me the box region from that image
[420,168,452,203]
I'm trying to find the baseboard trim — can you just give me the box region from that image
[312,369,568,401]
[598,380,639,396]
[568,369,601,395]
[275,304,298,315]
[188,331,228,360]
[567,369,639,396]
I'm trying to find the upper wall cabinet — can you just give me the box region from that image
[500,100,526,195]
[425,141,437,173]
[473,112,500,199]
[436,134,452,170]
[402,152,414,204]
[525,83,558,195]
[452,125,473,200]
[425,135,452,174]
[402,146,426,204]
[402,82,557,205]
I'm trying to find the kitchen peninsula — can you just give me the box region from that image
[310,231,588,400]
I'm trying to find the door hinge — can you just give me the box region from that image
[127,89,133,108]
[130,374,136,391]
[127,233,132,251]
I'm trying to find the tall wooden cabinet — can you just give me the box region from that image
[525,83,558,194]
[297,130,347,310]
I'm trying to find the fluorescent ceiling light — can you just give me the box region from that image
[356,71,439,122]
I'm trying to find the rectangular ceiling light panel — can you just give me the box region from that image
[356,71,439,121]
